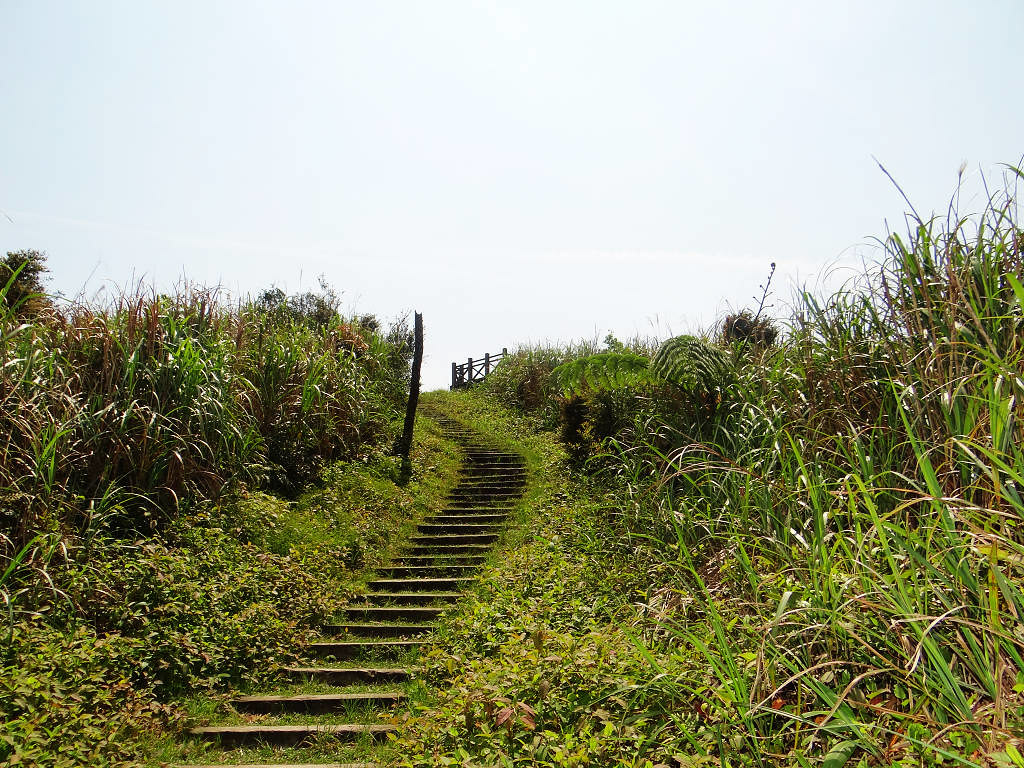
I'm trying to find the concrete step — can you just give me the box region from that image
[410,533,497,546]
[230,691,405,713]
[181,763,375,768]
[449,486,522,495]
[449,489,522,499]
[321,622,434,638]
[397,553,487,564]
[375,564,481,578]
[423,513,507,525]
[345,605,446,622]
[443,502,518,510]
[416,522,501,535]
[307,640,424,659]
[368,577,474,591]
[285,666,414,684]
[189,723,394,746]
[406,544,492,557]
[461,471,526,481]
[446,499,520,505]
[357,590,463,604]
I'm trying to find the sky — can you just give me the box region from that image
[1,1,1022,389]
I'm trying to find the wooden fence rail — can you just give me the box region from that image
[451,348,508,390]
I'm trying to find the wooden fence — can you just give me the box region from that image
[451,348,508,390]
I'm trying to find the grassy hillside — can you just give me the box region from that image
[398,168,1024,766]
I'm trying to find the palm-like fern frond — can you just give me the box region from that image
[550,352,652,396]
[651,335,733,392]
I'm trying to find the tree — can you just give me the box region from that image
[0,250,50,316]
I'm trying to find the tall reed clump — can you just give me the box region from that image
[481,166,1024,764]
[0,275,411,579]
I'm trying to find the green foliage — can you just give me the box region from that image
[0,280,411,546]
[465,164,1024,764]
[549,336,733,398]
[550,352,652,395]
[0,273,431,765]
[1,621,166,768]
[650,334,733,393]
[0,249,50,316]
[1,424,455,766]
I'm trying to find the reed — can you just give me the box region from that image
[0,277,411,601]
[480,164,1024,762]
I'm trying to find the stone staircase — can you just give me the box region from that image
[182,416,526,767]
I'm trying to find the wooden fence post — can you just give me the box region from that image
[395,312,423,462]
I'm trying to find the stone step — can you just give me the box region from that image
[398,551,487,562]
[358,590,463,604]
[406,544,492,557]
[368,577,474,592]
[345,605,446,622]
[459,479,525,487]
[321,622,434,638]
[189,723,394,746]
[423,513,507,525]
[395,558,485,571]
[376,564,481,578]
[449,489,522,499]
[230,691,405,713]
[443,501,518,510]
[445,498,519,505]
[416,522,501,535]
[285,666,414,684]
[307,640,424,659]
[460,471,526,480]
[181,764,375,768]
[450,483,524,495]
[409,533,497,546]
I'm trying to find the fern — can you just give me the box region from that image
[651,335,733,392]
[550,352,652,395]
[549,336,733,397]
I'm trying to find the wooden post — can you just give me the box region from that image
[451,361,457,390]
[484,352,491,376]
[395,312,423,461]
[467,357,473,384]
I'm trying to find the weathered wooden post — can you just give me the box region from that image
[484,352,491,376]
[395,312,423,464]
[467,357,473,385]
[451,361,457,389]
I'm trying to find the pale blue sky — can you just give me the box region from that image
[2,1,1021,388]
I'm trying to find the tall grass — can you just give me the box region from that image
[483,166,1024,762]
[0,279,411,605]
